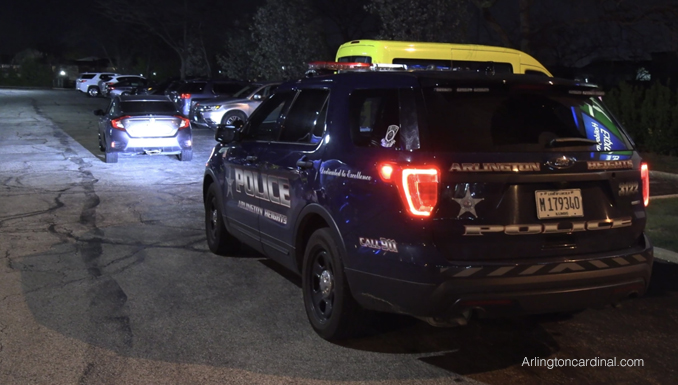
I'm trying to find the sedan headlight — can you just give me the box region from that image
[202,105,222,111]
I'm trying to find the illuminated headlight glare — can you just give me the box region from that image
[205,105,221,111]
[186,140,192,147]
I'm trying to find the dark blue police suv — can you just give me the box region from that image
[203,63,653,340]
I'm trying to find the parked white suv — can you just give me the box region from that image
[75,72,119,97]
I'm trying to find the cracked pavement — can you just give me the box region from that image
[0,89,676,385]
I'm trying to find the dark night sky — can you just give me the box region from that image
[1,0,93,56]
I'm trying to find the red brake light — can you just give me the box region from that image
[641,163,650,206]
[181,93,191,99]
[379,163,439,217]
[308,61,371,71]
[110,116,129,131]
[176,116,190,129]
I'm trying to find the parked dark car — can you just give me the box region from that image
[170,79,249,117]
[94,95,192,163]
[107,77,149,97]
[203,63,653,340]
[100,75,146,98]
[135,78,184,96]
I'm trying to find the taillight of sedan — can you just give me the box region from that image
[110,115,190,131]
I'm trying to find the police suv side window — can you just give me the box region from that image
[278,89,329,143]
[244,91,295,141]
[350,89,400,148]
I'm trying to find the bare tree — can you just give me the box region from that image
[96,0,212,79]
[311,0,378,46]
[470,0,678,67]
[249,0,331,80]
[365,0,469,43]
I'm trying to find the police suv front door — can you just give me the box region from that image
[253,88,329,271]
[224,91,295,253]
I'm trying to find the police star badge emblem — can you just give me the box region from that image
[452,189,484,218]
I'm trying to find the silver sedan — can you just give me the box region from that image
[192,82,280,130]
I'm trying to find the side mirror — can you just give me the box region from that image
[215,124,239,144]
[93,109,105,116]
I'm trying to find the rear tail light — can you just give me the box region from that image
[181,93,191,99]
[641,162,650,206]
[379,163,439,217]
[110,115,130,131]
[176,116,190,129]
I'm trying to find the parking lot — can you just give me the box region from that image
[0,88,677,385]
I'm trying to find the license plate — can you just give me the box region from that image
[535,189,584,219]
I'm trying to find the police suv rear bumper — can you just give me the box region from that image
[346,245,653,321]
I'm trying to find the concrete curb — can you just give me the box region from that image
[655,247,678,264]
[650,170,678,180]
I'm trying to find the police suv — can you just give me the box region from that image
[203,62,653,340]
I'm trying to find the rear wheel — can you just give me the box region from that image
[104,150,118,163]
[205,183,241,255]
[87,86,100,98]
[178,149,193,161]
[221,111,247,127]
[303,228,366,340]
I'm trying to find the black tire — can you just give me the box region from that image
[221,111,247,127]
[302,228,365,340]
[205,183,241,255]
[104,150,118,163]
[98,134,105,152]
[178,149,193,161]
[87,86,100,98]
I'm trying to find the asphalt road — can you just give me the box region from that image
[1,89,677,385]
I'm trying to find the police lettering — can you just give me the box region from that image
[234,167,291,207]
[463,217,632,236]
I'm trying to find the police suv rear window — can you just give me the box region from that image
[423,86,632,152]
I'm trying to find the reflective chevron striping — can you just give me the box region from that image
[520,265,545,275]
[487,266,516,276]
[549,262,586,273]
[448,252,650,278]
[613,257,631,266]
[454,267,483,277]
[589,260,610,269]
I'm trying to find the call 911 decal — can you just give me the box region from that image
[359,237,399,253]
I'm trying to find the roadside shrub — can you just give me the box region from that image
[605,81,678,155]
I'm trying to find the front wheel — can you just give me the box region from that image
[221,111,246,127]
[302,228,366,340]
[205,183,240,255]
